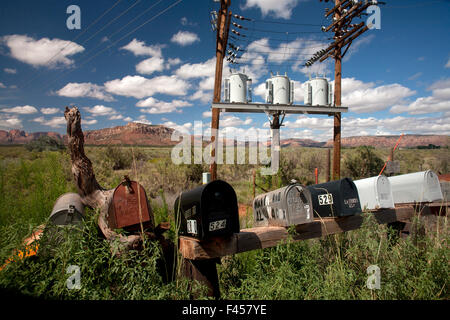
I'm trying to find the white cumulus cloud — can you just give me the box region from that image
[82,105,116,116]
[120,38,163,57]
[137,97,192,114]
[0,114,22,129]
[242,0,301,19]
[41,108,60,115]
[104,75,189,99]
[56,82,114,101]
[1,105,38,114]
[390,78,450,115]
[171,31,200,46]
[175,58,216,79]
[1,34,84,68]
[336,78,416,113]
[136,56,165,75]
[46,117,67,128]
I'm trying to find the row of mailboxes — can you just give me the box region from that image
[175,170,444,240]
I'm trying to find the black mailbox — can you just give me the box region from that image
[174,180,239,240]
[307,178,362,218]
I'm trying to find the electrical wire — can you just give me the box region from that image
[242,50,318,57]
[250,19,322,27]
[230,33,328,43]
[63,0,164,74]
[21,0,124,89]
[236,27,323,35]
[229,37,328,51]
[81,0,143,45]
[43,0,183,91]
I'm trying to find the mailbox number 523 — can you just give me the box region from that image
[318,194,333,205]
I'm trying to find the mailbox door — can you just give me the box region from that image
[339,178,362,215]
[308,178,361,217]
[109,181,153,231]
[308,184,338,218]
[201,180,239,238]
[286,185,313,225]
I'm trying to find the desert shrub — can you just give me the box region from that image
[24,136,65,152]
[343,146,384,179]
[103,146,146,170]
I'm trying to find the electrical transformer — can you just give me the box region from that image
[304,77,333,106]
[174,180,239,240]
[307,178,362,218]
[354,175,395,210]
[388,170,443,204]
[253,183,314,227]
[265,72,294,105]
[224,72,252,103]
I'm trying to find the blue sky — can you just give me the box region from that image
[0,0,449,142]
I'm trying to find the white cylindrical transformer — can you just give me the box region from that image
[224,72,252,103]
[265,73,294,105]
[304,77,332,106]
[354,175,395,210]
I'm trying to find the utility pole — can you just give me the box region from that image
[309,0,382,180]
[333,0,342,181]
[210,0,231,181]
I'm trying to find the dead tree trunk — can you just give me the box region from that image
[64,106,141,250]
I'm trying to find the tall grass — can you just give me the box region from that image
[218,213,449,300]
[0,146,448,299]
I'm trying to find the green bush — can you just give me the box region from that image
[343,146,385,179]
[24,136,65,152]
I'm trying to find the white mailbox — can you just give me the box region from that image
[388,170,443,204]
[354,175,395,210]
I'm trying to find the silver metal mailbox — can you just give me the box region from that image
[354,175,395,210]
[388,170,443,204]
[253,183,313,227]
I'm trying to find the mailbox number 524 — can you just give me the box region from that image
[318,194,333,205]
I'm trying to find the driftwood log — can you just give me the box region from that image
[64,106,144,250]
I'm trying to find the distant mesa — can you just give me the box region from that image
[0,123,449,148]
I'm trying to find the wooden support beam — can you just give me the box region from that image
[179,203,447,260]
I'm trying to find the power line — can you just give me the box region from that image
[233,27,323,35]
[60,0,164,75]
[230,34,327,43]
[22,0,123,89]
[250,18,322,27]
[230,38,328,51]
[235,56,312,63]
[44,0,184,91]
[242,50,318,57]
[81,0,143,45]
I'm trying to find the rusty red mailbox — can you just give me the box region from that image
[107,177,154,232]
